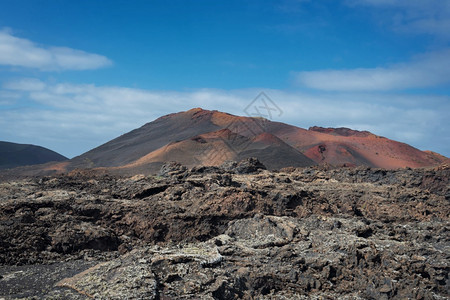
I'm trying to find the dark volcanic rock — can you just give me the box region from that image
[221,157,267,174]
[0,165,449,299]
[49,222,120,254]
[157,161,187,177]
[235,157,267,174]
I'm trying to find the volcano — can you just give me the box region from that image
[62,108,447,174]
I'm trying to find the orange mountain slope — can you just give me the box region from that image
[54,108,450,173]
[117,128,315,172]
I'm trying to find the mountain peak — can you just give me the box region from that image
[187,107,205,112]
[308,126,376,138]
[10,109,448,177]
[73,109,448,171]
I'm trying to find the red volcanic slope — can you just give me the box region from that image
[117,128,315,172]
[67,108,447,172]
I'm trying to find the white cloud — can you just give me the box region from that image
[0,29,112,71]
[294,49,450,91]
[1,79,449,158]
[3,78,47,91]
[347,0,450,37]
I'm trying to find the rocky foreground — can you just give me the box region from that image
[0,159,449,299]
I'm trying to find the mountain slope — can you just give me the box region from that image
[116,129,315,173]
[60,108,449,173]
[265,124,445,168]
[0,141,68,170]
[69,108,224,168]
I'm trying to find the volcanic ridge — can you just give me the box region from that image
[12,107,445,179]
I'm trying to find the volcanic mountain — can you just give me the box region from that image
[61,108,447,174]
[0,141,68,170]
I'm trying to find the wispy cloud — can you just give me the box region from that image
[294,49,450,91]
[1,79,448,158]
[0,29,112,71]
[346,0,450,37]
[4,78,46,91]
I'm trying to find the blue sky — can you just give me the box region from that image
[0,0,449,158]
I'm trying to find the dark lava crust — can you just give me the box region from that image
[0,160,449,299]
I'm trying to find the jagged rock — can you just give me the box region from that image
[57,252,157,299]
[220,157,267,174]
[157,161,187,177]
[235,157,267,174]
[50,222,120,254]
[0,166,448,299]
[220,160,239,172]
[225,214,295,248]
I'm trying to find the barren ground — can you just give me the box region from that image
[0,160,448,299]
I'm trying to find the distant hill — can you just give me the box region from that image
[0,141,68,170]
[65,108,447,174]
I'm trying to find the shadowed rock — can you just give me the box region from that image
[0,165,449,299]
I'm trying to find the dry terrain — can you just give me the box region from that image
[0,159,448,299]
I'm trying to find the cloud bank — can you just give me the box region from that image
[347,0,450,37]
[0,30,112,71]
[295,49,450,91]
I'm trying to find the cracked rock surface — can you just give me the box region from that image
[0,162,449,299]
